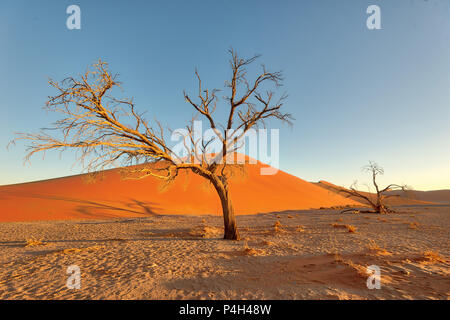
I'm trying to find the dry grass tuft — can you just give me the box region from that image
[273,220,284,233]
[189,226,222,238]
[335,257,368,278]
[345,260,369,278]
[261,240,274,246]
[274,220,282,227]
[333,253,343,263]
[420,251,446,265]
[24,237,46,247]
[242,240,262,256]
[331,223,345,228]
[367,240,392,256]
[331,223,356,233]
[243,247,259,256]
[409,222,420,229]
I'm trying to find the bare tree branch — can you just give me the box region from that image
[329,162,410,214]
[12,50,292,240]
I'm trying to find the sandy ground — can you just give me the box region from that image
[0,206,448,300]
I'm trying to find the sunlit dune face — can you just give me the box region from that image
[0,159,358,222]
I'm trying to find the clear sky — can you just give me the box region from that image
[1,0,449,191]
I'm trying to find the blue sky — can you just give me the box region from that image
[1,0,449,191]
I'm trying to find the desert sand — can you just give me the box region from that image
[0,160,448,300]
[0,206,448,300]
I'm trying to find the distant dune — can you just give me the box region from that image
[315,181,437,206]
[0,160,359,222]
[385,189,450,204]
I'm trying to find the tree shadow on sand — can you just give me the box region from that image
[6,192,162,219]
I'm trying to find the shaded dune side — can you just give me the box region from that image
[315,181,436,206]
[0,161,358,222]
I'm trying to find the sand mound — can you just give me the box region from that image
[0,158,358,222]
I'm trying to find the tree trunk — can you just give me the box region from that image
[211,178,240,240]
[375,193,387,214]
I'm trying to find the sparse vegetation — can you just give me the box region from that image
[331,223,356,233]
[408,222,420,229]
[345,260,369,278]
[273,220,283,233]
[420,251,446,264]
[189,225,222,238]
[367,240,392,256]
[335,257,368,278]
[24,237,45,247]
[329,162,409,214]
[261,240,274,246]
[273,220,282,228]
[243,246,259,256]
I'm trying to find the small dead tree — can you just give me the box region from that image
[12,49,292,240]
[334,162,408,214]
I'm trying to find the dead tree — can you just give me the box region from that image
[12,49,292,240]
[334,162,408,214]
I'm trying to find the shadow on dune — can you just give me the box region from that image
[3,191,161,218]
[73,197,160,218]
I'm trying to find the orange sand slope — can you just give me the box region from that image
[0,161,358,222]
[315,181,436,206]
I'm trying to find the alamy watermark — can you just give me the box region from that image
[66,265,81,289]
[366,265,381,289]
[66,5,81,30]
[367,5,381,30]
[66,5,381,31]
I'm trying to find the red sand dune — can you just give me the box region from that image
[315,181,436,206]
[0,160,358,222]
